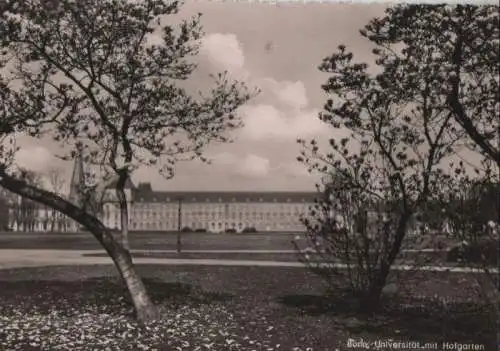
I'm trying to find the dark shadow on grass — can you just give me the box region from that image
[141,278,235,304]
[278,293,360,316]
[379,299,496,340]
[279,292,495,348]
[0,276,235,316]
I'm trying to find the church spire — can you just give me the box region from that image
[68,145,85,207]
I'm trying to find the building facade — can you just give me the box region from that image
[123,185,316,233]
[5,186,316,233]
[1,156,317,233]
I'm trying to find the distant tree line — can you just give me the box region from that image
[0,168,72,232]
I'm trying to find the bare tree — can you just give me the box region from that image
[295,4,498,313]
[293,9,494,311]
[358,5,499,166]
[8,168,44,232]
[44,167,67,232]
[0,0,253,322]
[361,3,499,309]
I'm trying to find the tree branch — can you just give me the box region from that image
[447,34,499,166]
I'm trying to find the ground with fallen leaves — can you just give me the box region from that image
[0,265,496,350]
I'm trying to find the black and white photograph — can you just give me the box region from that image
[0,0,498,350]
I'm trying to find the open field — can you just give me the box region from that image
[0,232,299,251]
[0,231,457,251]
[0,264,496,350]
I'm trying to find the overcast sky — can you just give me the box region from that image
[14,1,388,192]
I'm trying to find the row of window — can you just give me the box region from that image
[128,221,304,230]
[136,197,311,204]
[125,212,303,218]
[102,209,308,219]
[130,204,310,211]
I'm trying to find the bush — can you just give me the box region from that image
[194,228,207,233]
[181,226,193,233]
[446,240,498,267]
[242,227,257,233]
[225,228,237,233]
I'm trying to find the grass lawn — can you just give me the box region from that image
[82,251,475,268]
[0,265,496,350]
[0,231,458,251]
[0,232,298,251]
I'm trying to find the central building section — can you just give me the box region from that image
[121,184,316,233]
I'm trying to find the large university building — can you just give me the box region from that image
[122,184,316,233]
[98,179,316,233]
[4,156,317,233]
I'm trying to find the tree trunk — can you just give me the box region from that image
[113,248,158,322]
[0,170,158,322]
[115,173,130,252]
[361,211,413,312]
[359,284,384,313]
[116,188,130,251]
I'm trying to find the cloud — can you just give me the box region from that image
[15,146,55,173]
[276,81,308,109]
[239,154,270,177]
[239,104,326,141]
[212,152,271,178]
[200,33,311,114]
[200,33,248,78]
[197,34,321,142]
[212,151,239,166]
[257,78,309,109]
[278,161,310,177]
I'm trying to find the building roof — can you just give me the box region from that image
[132,190,318,204]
